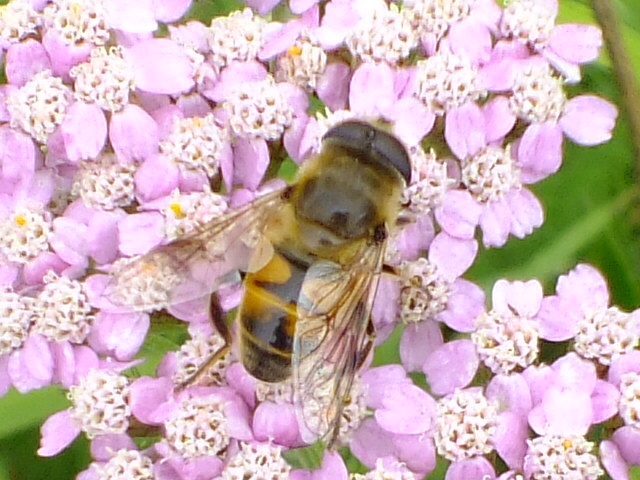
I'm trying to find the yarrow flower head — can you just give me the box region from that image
[208,8,266,71]
[70,46,135,112]
[618,371,640,429]
[164,394,229,458]
[403,0,471,42]
[0,288,36,355]
[434,388,498,462]
[509,62,566,123]
[89,449,155,480]
[171,330,230,386]
[275,31,327,91]
[33,271,93,344]
[68,369,131,437]
[223,75,294,140]
[6,70,72,143]
[524,434,603,480]
[402,146,454,214]
[0,206,52,263]
[462,145,521,204]
[42,0,110,46]
[574,306,639,366]
[72,155,136,210]
[413,49,485,115]
[162,187,228,240]
[160,114,230,178]
[399,257,452,323]
[345,1,418,65]
[0,0,625,478]
[221,442,290,480]
[0,0,41,44]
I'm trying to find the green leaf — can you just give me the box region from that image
[0,387,68,439]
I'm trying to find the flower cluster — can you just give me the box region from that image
[0,0,629,479]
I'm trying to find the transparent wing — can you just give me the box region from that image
[292,236,386,447]
[102,188,290,312]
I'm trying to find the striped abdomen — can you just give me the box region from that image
[238,248,309,382]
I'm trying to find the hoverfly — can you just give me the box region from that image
[104,120,411,448]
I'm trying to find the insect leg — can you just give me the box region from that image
[355,319,376,371]
[177,294,231,389]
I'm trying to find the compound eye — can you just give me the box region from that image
[322,121,411,184]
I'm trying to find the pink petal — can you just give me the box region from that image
[552,352,597,393]
[290,0,318,14]
[591,379,620,424]
[117,211,165,256]
[152,0,192,23]
[400,321,443,372]
[423,339,479,395]
[486,373,533,417]
[5,39,51,87]
[129,376,173,425]
[105,0,157,33]
[438,278,486,333]
[86,211,123,265]
[61,102,107,162]
[134,154,180,203]
[483,96,516,142]
[555,263,609,309]
[445,457,495,480]
[600,440,631,480]
[389,97,435,146]
[522,364,556,406]
[253,402,299,446]
[126,38,194,94]
[17,335,54,388]
[50,216,89,267]
[391,434,436,476]
[51,341,75,387]
[375,383,437,434]
[609,351,640,387]
[435,190,482,240]
[548,24,602,64]
[560,95,617,146]
[233,137,269,190]
[494,412,528,470]
[88,311,150,361]
[492,279,543,317]
[38,410,81,456]
[349,418,396,469]
[361,364,412,410]
[479,198,511,247]
[349,62,394,118]
[516,122,563,183]
[110,104,160,163]
[612,426,640,466]
[536,295,580,341]
[428,232,478,279]
[244,0,282,15]
[507,188,543,239]
[541,387,592,435]
[445,102,486,160]
[316,62,351,112]
[449,17,492,65]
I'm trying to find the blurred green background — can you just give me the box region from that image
[0,0,639,478]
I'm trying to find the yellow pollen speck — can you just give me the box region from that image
[14,216,27,227]
[169,203,186,219]
[288,45,303,56]
[563,438,573,450]
[192,117,202,128]
[70,3,82,17]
